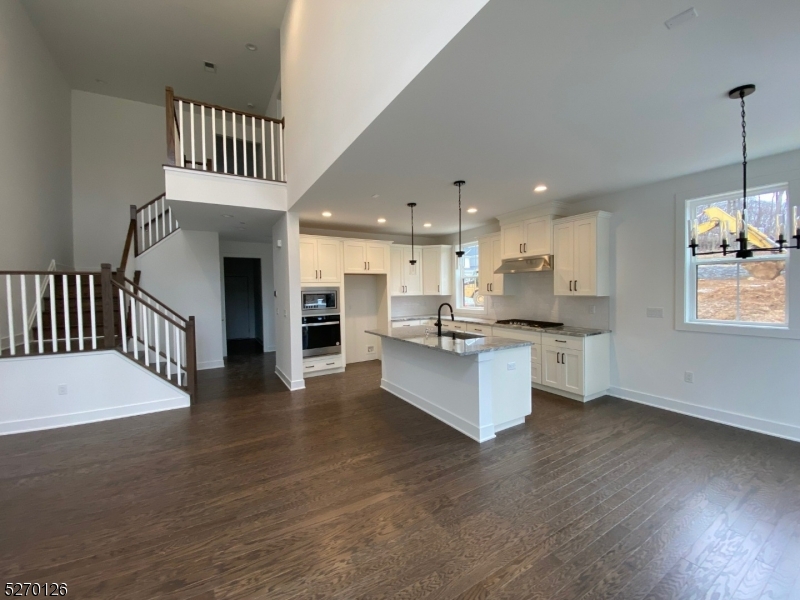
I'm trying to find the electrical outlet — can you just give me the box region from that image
[589,305,596,314]
[367,345,375,354]
[684,371,694,383]
[507,362,516,371]
[647,307,665,318]
[58,384,68,395]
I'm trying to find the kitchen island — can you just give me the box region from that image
[366,326,532,442]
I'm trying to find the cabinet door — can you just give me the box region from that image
[366,243,389,273]
[478,237,494,296]
[501,222,525,259]
[491,236,504,295]
[299,238,318,283]
[524,217,550,256]
[403,247,423,295]
[531,361,542,384]
[342,241,367,273]
[542,348,562,388]
[389,245,405,295]
[316,238,341,283]
[561,349,584,395]
[573,218,597,296]
[422,246,441,295]
[553,222,574,296]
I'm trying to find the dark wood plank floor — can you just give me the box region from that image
[1,354,799,599]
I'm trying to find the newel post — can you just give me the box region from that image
[165,86,176,166]
[100,263,116,349]
[186,316,197,403]
[130,204,139,257]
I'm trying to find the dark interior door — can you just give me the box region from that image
[225,275,252,340]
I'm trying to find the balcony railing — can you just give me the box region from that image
[165,87,285,183]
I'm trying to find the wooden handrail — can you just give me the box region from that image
[111,280,187,330]
[121,277,188,323]
[137,192,167,214]
[0,270,100,276]
[172,94,285,126]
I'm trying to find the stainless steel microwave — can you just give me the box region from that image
[301,288,338,316]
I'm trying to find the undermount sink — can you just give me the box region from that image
[439,331,484,340]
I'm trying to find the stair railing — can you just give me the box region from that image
[165,86,285,182]
[136,194,179,255]
[25,259,56,334]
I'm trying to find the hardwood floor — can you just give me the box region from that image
[1,354,799,599]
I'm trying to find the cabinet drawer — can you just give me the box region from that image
[493,327,542,345]
[467,324,492,336]
[542,333,583,351]
[531,361,542,384]
[531,344,540,363]
[393,320,421,328]
[451,322,465,331]
[304,354,343,371]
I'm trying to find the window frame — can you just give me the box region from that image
[454,240,486,315]
[675,179,800,339]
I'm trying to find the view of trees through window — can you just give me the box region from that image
[689,185,788,325]
[458,243,483,309]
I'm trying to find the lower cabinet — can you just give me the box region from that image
[542,347,583,394]
[539,333,609,401]
[489,327,541,385]
[303,354,344,378]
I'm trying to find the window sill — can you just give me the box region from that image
[676,320,799,340]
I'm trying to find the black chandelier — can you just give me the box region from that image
[407,202,418,265]
[689,84,799,259]
[454,180,466,258]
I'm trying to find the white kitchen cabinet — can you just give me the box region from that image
[537,332,610,402]
[343,240,391,274]
[478,235,504,296]
[492,327,541,385]
[390,245,423,295]
[553,212,610,297]
[422,245,453,296]
[501,216,554,259]
[300,236,341,284]
[466,323,492,336]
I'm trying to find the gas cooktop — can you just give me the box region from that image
[495,319,564,329]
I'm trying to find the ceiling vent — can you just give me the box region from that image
[665,8,697,30]
[204,61,216,73]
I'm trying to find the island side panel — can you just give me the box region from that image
[489,346,532,432]
[379,338,491,442]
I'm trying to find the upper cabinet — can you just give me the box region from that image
[553,212,611,296]
[390,245,423,295]
[478,234,504,296]
[501,216,555,260]
[343,240,391,274]
[422,245,453,296]
[300,236,342,284]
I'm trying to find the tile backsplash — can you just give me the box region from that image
[391,295,453,318]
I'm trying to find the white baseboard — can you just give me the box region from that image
[532,383,606,403]
[381,378,494,443]
[275,366,305,391]
[610,386,800,443]
[198,359,225,370]
[0,396,190,436]
[263,346,276,353]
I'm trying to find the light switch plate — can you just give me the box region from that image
[507,362,516,371]
[647,307,664,318]
[58,384,68,395]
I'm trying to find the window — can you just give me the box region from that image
[456,242,484,312]
[684,183,789,329]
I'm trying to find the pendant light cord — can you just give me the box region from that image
[458,183,462,254]
[741,91,748,219]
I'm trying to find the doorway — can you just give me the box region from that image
[224,257,263,355]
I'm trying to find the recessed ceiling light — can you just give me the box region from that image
[221,214,234,218]
[372,194,380,199]
[247,103,255,109]
[534,185,548,193]
[204,61,216,73]
[467,208,478,214]
[245,43,258,51]
[377,218,386,224]
[424,223,432,228]
[322,211,332,218]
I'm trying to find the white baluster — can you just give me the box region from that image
[212,107,216,173]
[35,275,43,354]
[223,110,228,173]
[178,99,185,167]
[119,288,127,353]
[20,275,29,354]
[242,114,247,177]
[143,303,149,367]
[148,204,152,248]
[62,274,70,352]
[279,123,284,181]
[76,274,84,351]
[232,111,237,174]
[49,274,57,352]
[165,319,171,380]
[261,119,266,179]
[190,103,196,169]
[89,274,97,349]
[169,207,173,234]
[161,196,166,240]
[201,104,207,170]
[251,116,256,177]
[154,313,161,373]
[131,297,138,359]
[6,275,14,356]
[175,326,181,385]
[270,121,275,180]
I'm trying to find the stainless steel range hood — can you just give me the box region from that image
[494,255,553,274]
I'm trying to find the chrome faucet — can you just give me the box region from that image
[436,303,454,337]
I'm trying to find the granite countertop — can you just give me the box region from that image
[366,326,532,357]
[390,316,610,338]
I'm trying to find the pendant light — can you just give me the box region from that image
[454,180,466,258]
[407,202,418,265]
[689,85,799,258]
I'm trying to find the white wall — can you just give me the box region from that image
[136,230,225,370]
[72,90,165,269]
[570,149,800,441]
[272,212,304,389]
[219,240,276,353]
[281,0,490,206]
[0,0,72,270]
[0,351,189,435]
